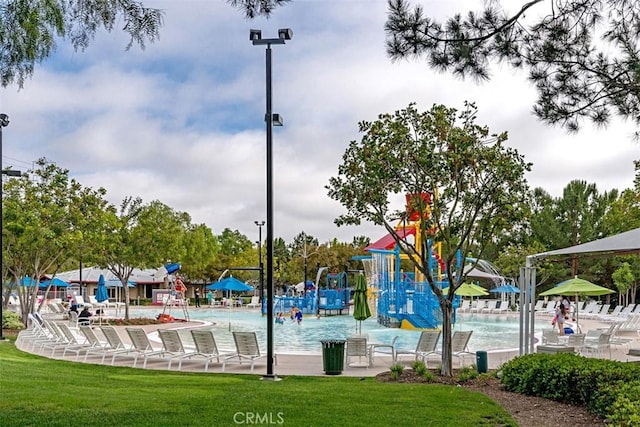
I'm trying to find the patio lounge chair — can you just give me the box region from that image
[157,329,195,370]
[345,336,371,368]
[396,330,441,365]
[189,330,236,372]
[370,336,399,363]
[450,330,475,366]
[99,326,134,364]
[481,300,498,314]
[78,325,112,362]
[223,331,267,372]
[110,328,165,368]
[246,296,261,309]
[583,332,612,359]
[57,323,94,360]
[37,320,74,357]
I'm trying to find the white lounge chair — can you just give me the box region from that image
[583,332,612,359]
[157,329,195,370]
[223,331,267,372]
[599,305,623,322]
[542,329,560,345]
[451,330,475,366]
[345,336,371,368]
[481,300,497,314]
[99,326,135,364]
[189,330,236,372]
[396,330,441,365]
[370,336,399,363]
[110,328,164,368]
[74,295,92,309]
[246,296,261,309]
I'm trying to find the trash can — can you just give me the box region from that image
[321,339,346,375]
[476,350,488,374]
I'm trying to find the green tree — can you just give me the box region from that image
[1,0,289,88]
[385,0,640,134]
[2,159,109,323]
[98,197,187,319]
[327,102,531,375]
[181,224,219,283]
[612,262,635,306]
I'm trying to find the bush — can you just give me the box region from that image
[456,365,479,382]
[411,360,428,376]
[389,363,404,380]
[2,311,25,330]
[500,353,640,426]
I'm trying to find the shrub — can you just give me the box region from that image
[411,360,428,376]
[500,353,640,426]
[456,365,479,382]
[389,363,404,380]
[2,311,25,330]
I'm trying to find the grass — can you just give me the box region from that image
[0,340,516,426]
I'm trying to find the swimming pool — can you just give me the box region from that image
[131,307,546,355]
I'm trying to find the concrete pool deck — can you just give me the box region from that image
[15,309,640,376]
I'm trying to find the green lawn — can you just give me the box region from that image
[0,340,516,426]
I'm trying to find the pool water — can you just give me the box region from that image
[131,307,545,355]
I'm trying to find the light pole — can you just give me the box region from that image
[0,113,21,341]
[251,28,292,380]
[300,233,319,290]
[254,220,265,303]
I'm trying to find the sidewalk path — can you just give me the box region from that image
[15,314,640,377]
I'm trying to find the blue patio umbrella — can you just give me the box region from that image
[18,277,39,287]
[206,277,253,330]
[206,277,253,292]
[95,274,109,303]
[490,284,520,294]
[105,278,136,287]
[40,277,70,288]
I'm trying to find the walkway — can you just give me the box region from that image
[15,314,640,377]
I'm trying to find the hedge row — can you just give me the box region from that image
[500,353,640,426]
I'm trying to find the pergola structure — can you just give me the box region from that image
[519,228,640,355]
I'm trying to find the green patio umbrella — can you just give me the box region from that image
[539,277,615,332]
[441,282,489,297]
[353,274,371,335]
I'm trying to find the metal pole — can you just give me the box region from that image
[251,28,291,381]
[0,120,4,340]
[255,221,264,303]
[265,43,276,379]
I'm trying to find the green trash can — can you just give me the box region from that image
[321,340,346,375]
[476,350,488,373]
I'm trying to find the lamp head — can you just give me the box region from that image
[249,29,262,41]
[272,113,284,126]
[278,28,293,40]
[0,113,9,127]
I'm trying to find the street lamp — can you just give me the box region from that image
[254,220,265,303]
[0,113,21,341]
[251,28,292,380]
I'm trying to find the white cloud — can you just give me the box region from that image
[1,1,637,246]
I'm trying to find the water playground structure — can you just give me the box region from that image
[269,270,351,317]
[359,193,506,329]
[267,192,505,330]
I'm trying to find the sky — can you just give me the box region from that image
[1,0,638,245]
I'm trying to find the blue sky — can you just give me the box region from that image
[1,0,638,244]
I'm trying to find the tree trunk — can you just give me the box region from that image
[440,299,454,376]
[124,284,130,320]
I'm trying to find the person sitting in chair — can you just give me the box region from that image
[78,307,93,326]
